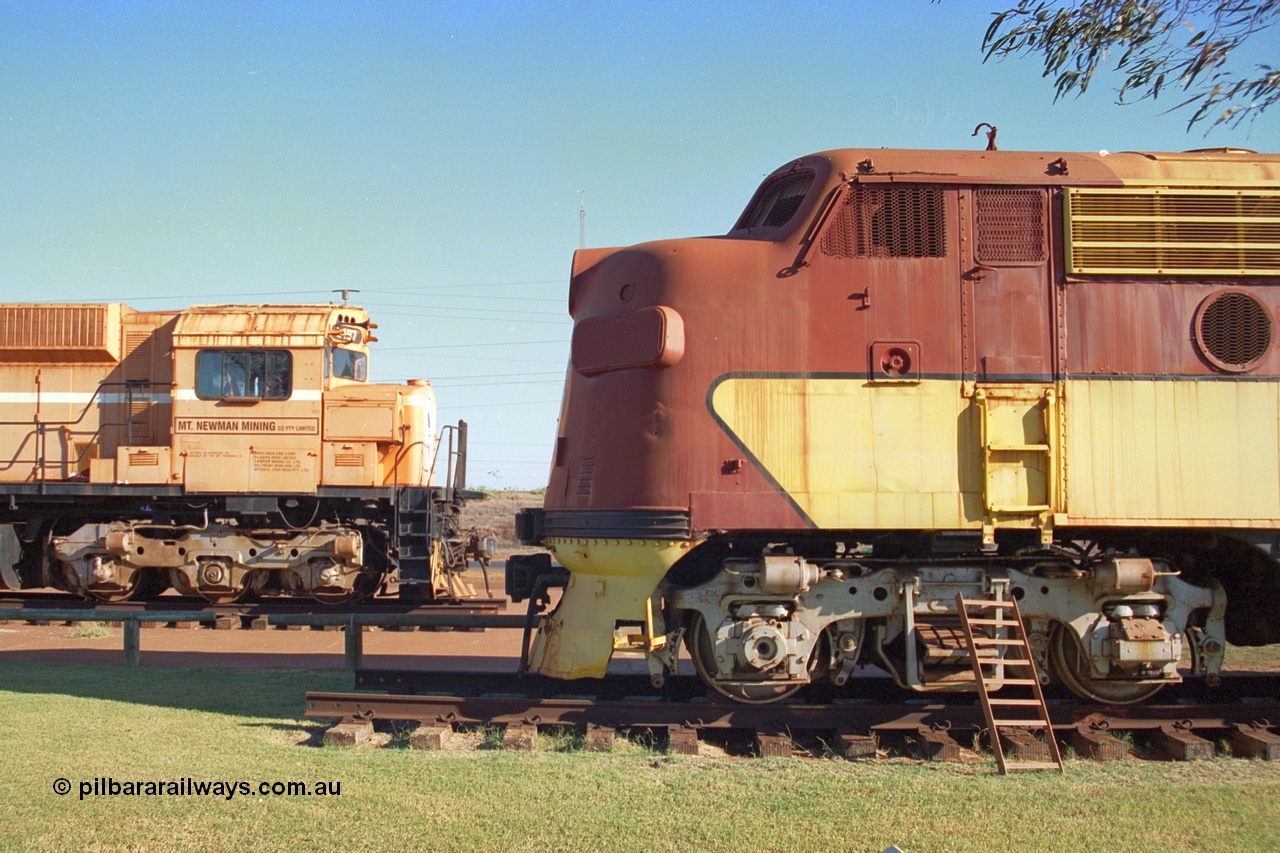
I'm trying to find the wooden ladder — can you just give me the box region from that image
[954,592,1063,774]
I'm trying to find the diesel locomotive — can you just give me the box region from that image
[0,302,474,603]
[511,146,1280,704]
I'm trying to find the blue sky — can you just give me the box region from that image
[2,1,1276,487]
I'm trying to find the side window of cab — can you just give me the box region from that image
[196,350,292,400]
[327,346,367,381]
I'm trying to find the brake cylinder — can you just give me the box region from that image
[759,555,821,594]
[1091,557,1156,594]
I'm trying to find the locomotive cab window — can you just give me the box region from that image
[327,346,367,382]
[196,350,292,400]
[732,170,815,231]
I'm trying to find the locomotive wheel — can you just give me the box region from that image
[86,567,168,603]
[176,564,263,605]
[195,572,258,605]
[308,571,378,605]
[1049,624,1165,705]
[685,612,804,705]
[197,585,252,605]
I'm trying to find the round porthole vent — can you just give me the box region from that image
[1195,290,1272,373]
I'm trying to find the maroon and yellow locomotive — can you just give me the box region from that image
[512,146,1280,704]
[0,303,473,603]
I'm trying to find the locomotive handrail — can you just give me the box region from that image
[427,420,469,497]
[0,380,170,487]
[0,379,169,429]
[778,185,845,278]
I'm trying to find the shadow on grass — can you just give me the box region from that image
[240,720,332,746]
[0,661,352,719]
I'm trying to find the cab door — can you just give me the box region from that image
[959,187,1059,523]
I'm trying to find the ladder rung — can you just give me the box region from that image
[965,618,1013,626]
[992,720,1050,728]
[970,637,1028,646]
[957,599,1015,608]
[988,698,1045,706]
[993,678,1041,686]
[1003,762,1063,771]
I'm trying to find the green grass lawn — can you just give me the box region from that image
[2,662,1279,852]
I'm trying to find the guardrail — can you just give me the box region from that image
[0,609,527,670]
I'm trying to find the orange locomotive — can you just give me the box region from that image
[0,303,473,603]
[512,146,1280,704]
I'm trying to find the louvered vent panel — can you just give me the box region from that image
[1066,188,1280,275]
[334,453,366,467]
[576,456,595,498]
[127,451,159,467]
[976,188,1046,264]
[0,305,115,360]
[122,332,152,380]
[821,185,946,259]
[121,331,155,444]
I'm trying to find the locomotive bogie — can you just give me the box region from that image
[664,549,1224,704]
[48,520,373,603]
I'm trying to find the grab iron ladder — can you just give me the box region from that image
[954,592,1063,774]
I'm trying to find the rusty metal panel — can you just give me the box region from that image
[962,187,1053,382]
[571,306,684,376]
[323,441,378,486]
[179,440,251,492]
[324,400,397,442]
[248,442,319,493]
[1064,377,1280,524]
[115,446,172,485]
[172,304,361,348]
[0,303,121,362]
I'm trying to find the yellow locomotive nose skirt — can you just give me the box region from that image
[531,538,691,679]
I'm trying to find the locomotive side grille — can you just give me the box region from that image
[334,453,366,467]
[576,456,596,499]
[976,188,1046,264]
[0,304,119,362]
[0,304,105,348]
[821,185,946,259]
[122,331,154,444]
[1196,291,1272,371]
[1066,188,1280,275]
[122,332,152,381]
[127,451,159,467]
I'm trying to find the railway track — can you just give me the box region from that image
[305,671,1280,763]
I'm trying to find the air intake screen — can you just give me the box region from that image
[1066,188,1280,275]
[976,188,1046,264]
[1195,290,1272,371]
[821,185,947,259]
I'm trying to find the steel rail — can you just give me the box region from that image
[306,671,1280,734]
